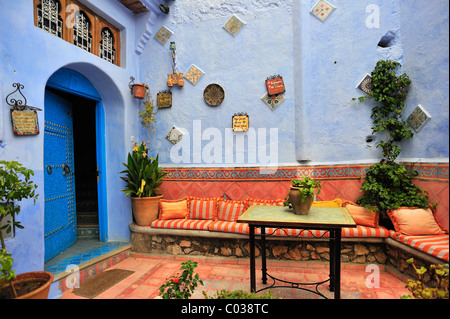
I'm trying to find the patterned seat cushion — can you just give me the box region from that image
[389,231,449,262]
[208,221,249,234]
[151,219,212,231]
[259,225,388,238]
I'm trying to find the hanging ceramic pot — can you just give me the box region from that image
[132,83,149,99]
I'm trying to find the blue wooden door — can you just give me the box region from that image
[44,90,77,262]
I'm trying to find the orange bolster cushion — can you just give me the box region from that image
[387,206,446,236]
[312,198,342,207]
[247,198,285,206]
[159,198,190,220]
[342,200,379,228]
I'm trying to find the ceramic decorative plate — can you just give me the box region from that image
[203,84,225,106]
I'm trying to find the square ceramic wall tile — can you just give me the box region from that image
[357,74,373,94]
[407,104,432,132]
[154,26,173,45]
[311,0,335,22]
[184,64,205,86]
[166,126,183,144]
[261,93,285,111]
[223,14,246,36]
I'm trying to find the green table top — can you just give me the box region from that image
[237,205,356,229]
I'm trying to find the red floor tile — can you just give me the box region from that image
[59,253,412,300]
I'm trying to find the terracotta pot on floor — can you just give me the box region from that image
[0,271,54,299]
[131,195,163,226]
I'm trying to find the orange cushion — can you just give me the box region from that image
[159,198,190,220]
[342,201,378,228]
[217,199,248,222]
[312,198,342,207]
[387,207,446,236]
[188,197,217,220]
[247,198,284,206]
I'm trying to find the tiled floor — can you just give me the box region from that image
[44,239,130,275]
[59,253,412,300]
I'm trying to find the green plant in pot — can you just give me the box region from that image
[120,142,167,226]
[353,60,432,226]
[285,177,321,215]
[1,160,53,299]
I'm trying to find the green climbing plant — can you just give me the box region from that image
[353,60,431,215]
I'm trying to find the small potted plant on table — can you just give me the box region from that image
[1,160,53,299]
[120,142,167,226]
[285,177,321,215]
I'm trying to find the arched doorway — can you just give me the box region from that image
[44,68,107,262]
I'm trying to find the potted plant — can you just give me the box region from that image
[120,142,167,226]
[132,83,149,100]
[285,177,321,215]
[0,160,53,299]
[353,60,432,226]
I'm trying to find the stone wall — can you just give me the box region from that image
[131,232,388,265]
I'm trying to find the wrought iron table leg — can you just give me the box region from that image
[329,229,336,292]
[334,229,342,299]
[249,225,256,292]
[261,227,267,284]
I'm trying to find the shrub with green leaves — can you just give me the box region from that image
[159,260,204,299]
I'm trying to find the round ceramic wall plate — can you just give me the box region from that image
[203,84,225,106]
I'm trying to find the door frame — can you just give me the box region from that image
[46,68,108,242]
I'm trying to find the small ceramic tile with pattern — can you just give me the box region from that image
[166,126,183,144]
[261,92,285,110]
[357,74,373,94]
[407,104,432,132]
[184,64,205,86]
[154,26,173,45]
[223,14,246,36]
[311,0,335,22]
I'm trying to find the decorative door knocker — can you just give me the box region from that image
[62,163,71,176]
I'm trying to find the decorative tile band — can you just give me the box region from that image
[162,163,449,182]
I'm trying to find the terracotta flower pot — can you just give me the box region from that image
[0,271,54,299]
[131,195,163,226]
[132,83,149,99]
[288,187,313,215]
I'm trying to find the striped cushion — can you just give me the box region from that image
[208,221,249,234]
[151,219,212,230]
[217,199,248,222]
[259,226,388,238]
[342,225,389,238]
[389,231,449,262]
[188,197,217,220]
[247,198,284,206]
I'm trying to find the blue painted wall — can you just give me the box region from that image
[0,0,141,274]
[139,0,449,166]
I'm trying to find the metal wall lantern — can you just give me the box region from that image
[6,83,42,136]
[159,0,175,14]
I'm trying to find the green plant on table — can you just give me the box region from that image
[120,141,167,198]
[0,160,39,298]
[159,260,204,299]
[284,177,321,206]
[401,258,449,299]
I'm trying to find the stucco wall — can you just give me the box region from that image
[139,0,449,166]
[0,0,139,273]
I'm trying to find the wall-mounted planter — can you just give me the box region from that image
[132,83,149,100]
